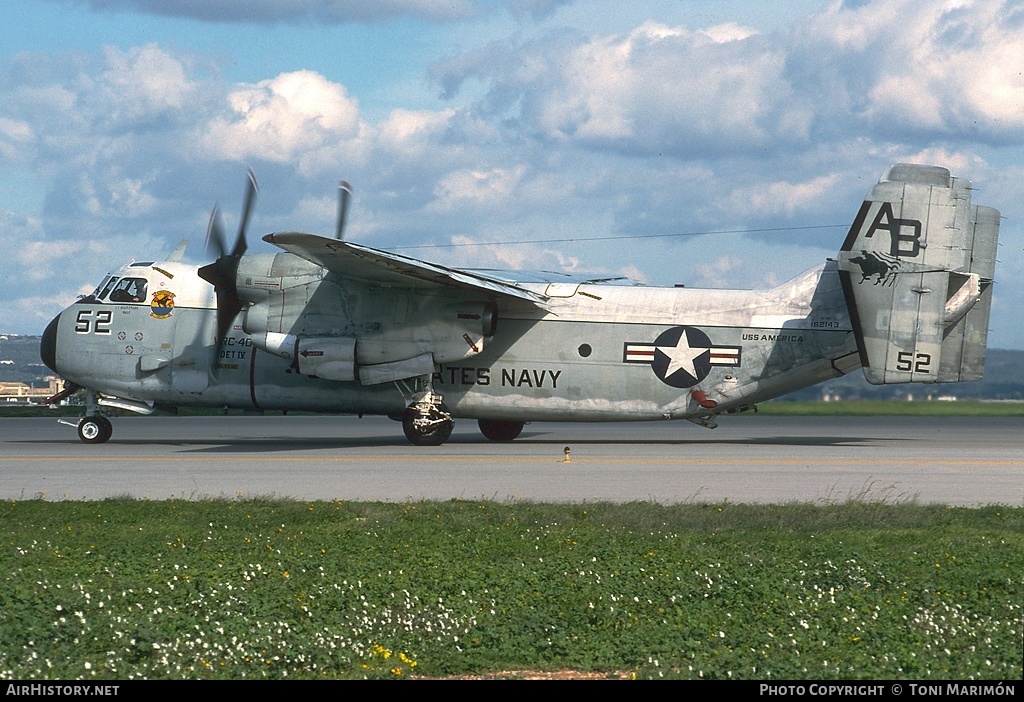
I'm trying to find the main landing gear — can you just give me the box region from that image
[396,375,530,446]
[402,396,454,446]
[399,375,454,446]
[477,419,525,442]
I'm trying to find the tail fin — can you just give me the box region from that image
[837,164,999,384]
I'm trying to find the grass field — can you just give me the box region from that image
[755,400,1024,417]
[0,498,1021,680]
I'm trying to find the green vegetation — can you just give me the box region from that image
[1,498,1021,680]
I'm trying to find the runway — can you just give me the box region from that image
[1,415,1022,505]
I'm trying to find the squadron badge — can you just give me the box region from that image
[624,326,741,388]
[150,290,176,319]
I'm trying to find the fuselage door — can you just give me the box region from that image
[170,299,213,394]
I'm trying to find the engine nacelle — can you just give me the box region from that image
[356,300,498,366]
[234,254,322,304]
[243,285,498,382]
[233,254,280,304]
[246,329,357,382]
[456,300,498,338]
[295,336,357,381]
[249,330,296,358]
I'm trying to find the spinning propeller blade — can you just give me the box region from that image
[204,204,226,259]
[234,168,257,256]
[335,180,352,240]
[198,169,259,346]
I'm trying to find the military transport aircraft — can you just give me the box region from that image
[40,164,999,445]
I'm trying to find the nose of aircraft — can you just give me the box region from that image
[40,313,60,374]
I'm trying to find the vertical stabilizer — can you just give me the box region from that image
[837,164,999,384]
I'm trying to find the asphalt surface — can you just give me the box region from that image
[1,415,1022,505]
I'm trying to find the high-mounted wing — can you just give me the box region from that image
[457,268,638,286]
[264,232,547,302]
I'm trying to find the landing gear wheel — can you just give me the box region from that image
[78,416,112,444]
[402,402,454,446]
[478,419,525,442]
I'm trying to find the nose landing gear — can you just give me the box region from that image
[54,389,115,444]
[77,416,113,444]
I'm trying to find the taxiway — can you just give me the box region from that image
[1,415,1021,505]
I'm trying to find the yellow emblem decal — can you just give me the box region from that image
[150,290,176,319]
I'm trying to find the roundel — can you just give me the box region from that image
[623,326,741,388]
[650,326,713,388]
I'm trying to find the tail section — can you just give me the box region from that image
[837,164,999,384]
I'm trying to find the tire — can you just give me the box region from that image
[402,403,453,446]
[478,419,525,442]
[78,416,112,444]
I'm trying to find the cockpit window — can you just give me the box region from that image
[97,277,119,301]
[108,277,148,303]
[88,276,110,299]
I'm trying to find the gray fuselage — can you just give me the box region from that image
[42,255,860,423]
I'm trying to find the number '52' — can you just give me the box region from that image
[896,351,931,373]
[74,310,112,334]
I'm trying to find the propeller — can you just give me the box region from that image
[198,168,258,346]
[335,180,352,240]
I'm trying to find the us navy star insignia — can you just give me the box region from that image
[659,332,709,380]
[624,326,741,388]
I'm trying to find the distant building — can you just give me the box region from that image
[0,376,62,403]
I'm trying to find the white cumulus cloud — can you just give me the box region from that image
[200,71,362,165]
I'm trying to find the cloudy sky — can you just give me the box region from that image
[3,0,1023,348]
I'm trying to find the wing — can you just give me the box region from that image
[263,232,548,302]
[457,268,639,286]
